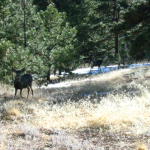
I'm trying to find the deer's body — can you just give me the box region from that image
[13,69,33,98]
[91,59,103,68]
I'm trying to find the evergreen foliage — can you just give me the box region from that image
[0,0,149,83]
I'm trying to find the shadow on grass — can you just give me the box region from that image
[1,66,150,105]
[76,126,149,150]
[0,94,33,105]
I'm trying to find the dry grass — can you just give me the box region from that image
[31,89,150,134]
[0,83,14,96]
[1,66,150,149]
[136,143,148,150]
[1,107,22,120]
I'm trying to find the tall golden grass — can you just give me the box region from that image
[0,66,150,149]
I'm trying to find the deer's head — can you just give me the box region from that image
[12,68,25,79]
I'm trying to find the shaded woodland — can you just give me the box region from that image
[0,0,150,83]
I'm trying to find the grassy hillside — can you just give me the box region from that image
[0,66,150,149]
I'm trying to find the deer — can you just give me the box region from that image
[13,68,33,98]
[91,59,103,68]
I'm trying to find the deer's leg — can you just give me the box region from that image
[15,88,17,97]
[20,89,22,97]
[30,86,33,97]
[27,87,30,98]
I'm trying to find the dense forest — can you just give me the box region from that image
[0,0,150,83]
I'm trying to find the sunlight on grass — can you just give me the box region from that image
[136,143,148,150]
[0,83,14,95]
[31,88,150,136]
[1,66,150,149]
[1,67,150,135]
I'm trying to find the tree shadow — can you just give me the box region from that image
[0,94,31,104]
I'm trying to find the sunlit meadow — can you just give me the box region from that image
[0,66,150,149]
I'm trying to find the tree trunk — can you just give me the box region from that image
[58,68,62,75]
[47,68,51,82]
[22,0,27,48]
[115,34,119,56]
[113,0,121,67]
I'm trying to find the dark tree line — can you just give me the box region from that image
[0,0,149,83]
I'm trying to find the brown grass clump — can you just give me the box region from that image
[2,107,22,120]
[7,108,21,116]
[12,130,26,138]
[136,143,148,150]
